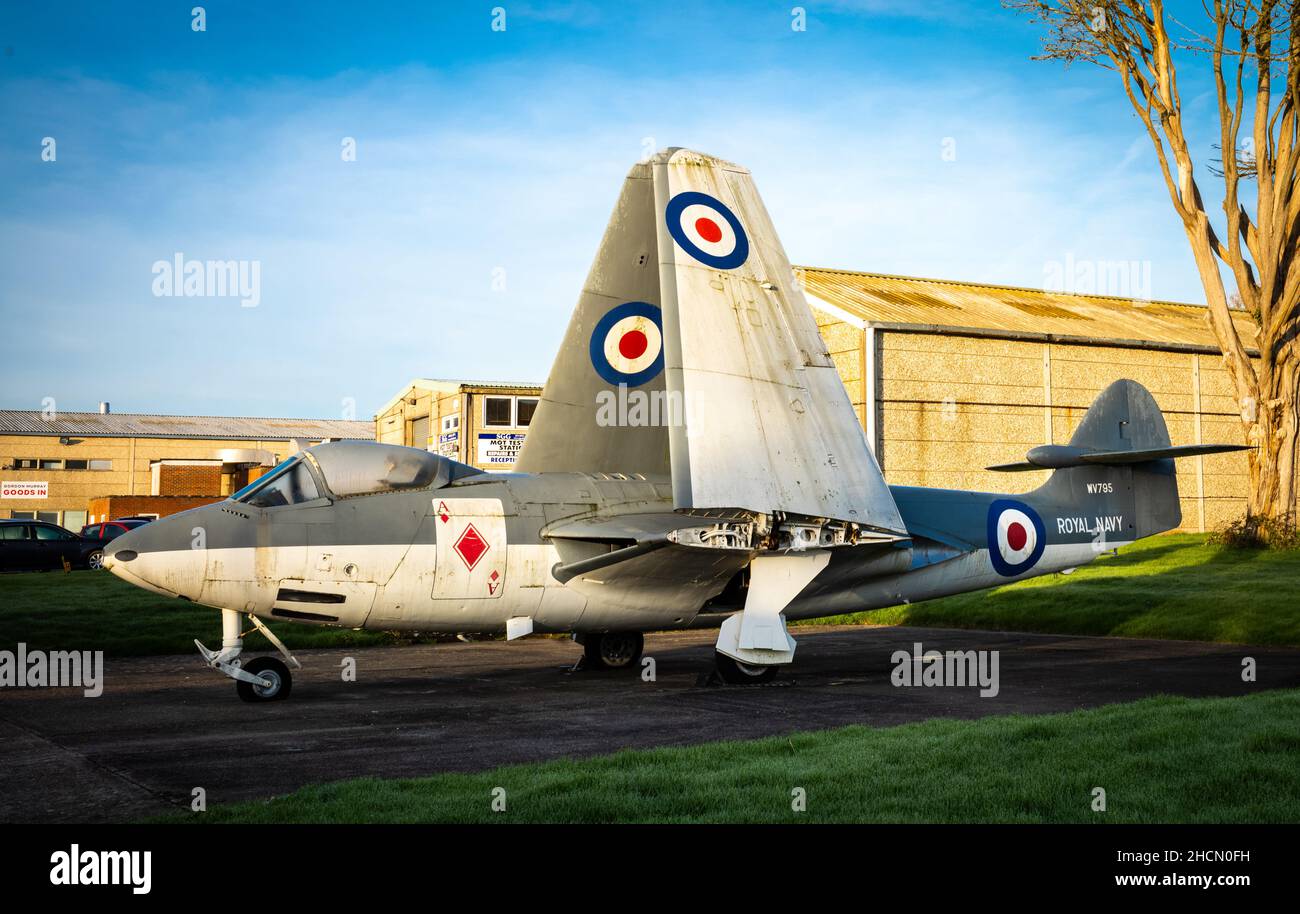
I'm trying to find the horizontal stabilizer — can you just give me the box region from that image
[988,442,1249,472]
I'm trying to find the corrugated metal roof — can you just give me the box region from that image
[0,411,374,440]
[796,266,1259,353]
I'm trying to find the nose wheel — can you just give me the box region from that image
[196,608,302,701]
[236,657,293,702]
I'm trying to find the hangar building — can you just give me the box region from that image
[0,405,372,529]
[373,272,1259,532]
[796,266,1259,532]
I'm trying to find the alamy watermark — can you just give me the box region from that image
[595,384,692,428]
[1043,254,1151,302]
[50,845,150,894]
[152,252,261,307]
[890,642,999,698]
[0,643,103,697]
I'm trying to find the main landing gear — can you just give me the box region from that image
[711,553,830,686]
[196,608,301,703]
[579,632,645,671]
[713,651,777,684]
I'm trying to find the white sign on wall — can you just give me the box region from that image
[2,481,49,499]
[476,433,525,465]
[438,431,459,458]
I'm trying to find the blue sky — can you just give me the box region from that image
[0,1,1227,418]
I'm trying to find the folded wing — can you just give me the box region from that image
[518,148,906,538]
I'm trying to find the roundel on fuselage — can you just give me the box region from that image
[987,499,1046,577]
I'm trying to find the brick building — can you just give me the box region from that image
[0,406,373,530]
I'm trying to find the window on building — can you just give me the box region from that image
[65,459,88,470]
[9,511,35,520]
[14,459,38,469]
[36,511,60,525]
[39,459,63,470]
[484,396,513,427]
[89,459,112,470]
[441,415,459,433]
[516,397,539,427]
[63,510,87,531]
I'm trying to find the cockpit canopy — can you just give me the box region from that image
[231,441,483,507]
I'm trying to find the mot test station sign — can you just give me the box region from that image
[1,481,48,499]
[476,433,524,465]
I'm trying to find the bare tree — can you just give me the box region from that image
[1009,0,1298,538]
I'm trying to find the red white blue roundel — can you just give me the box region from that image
[987,499,1046,577]
[589,301,664,387]
[665,191,749,270]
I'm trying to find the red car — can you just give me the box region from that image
[79,519,153,568]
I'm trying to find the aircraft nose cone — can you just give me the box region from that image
[102,532,138,574]
[103,513,206,600]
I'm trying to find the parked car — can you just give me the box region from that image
[77,518,153,570]
[80,518,152,546]
[0,520,103,571]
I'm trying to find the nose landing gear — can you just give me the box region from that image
[196,608,301,702]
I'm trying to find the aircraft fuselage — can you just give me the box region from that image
[106,464,1136,636]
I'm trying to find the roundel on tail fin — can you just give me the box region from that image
[665,191,749,270]
[589,301,664,387]
[987,499,1046,577]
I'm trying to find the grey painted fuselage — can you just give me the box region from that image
[103,449,1159,636]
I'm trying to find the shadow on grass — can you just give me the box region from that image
[819,535,1300,647]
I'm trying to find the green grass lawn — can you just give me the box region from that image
[173,689,1300,824]
[0,570,402,657]
[812,533,1300,647]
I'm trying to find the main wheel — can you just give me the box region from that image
[236,656,293,702]
[583,632,644,670]
[715,651,778,684]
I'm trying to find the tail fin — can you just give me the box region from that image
[991,379,1246,538]
[1063,380,1180,539]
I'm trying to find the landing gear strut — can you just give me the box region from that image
[196,608,301,702]
[582,632,644,670]
[712,553,829,685]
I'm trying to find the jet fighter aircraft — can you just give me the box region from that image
[104,149,1247,701]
